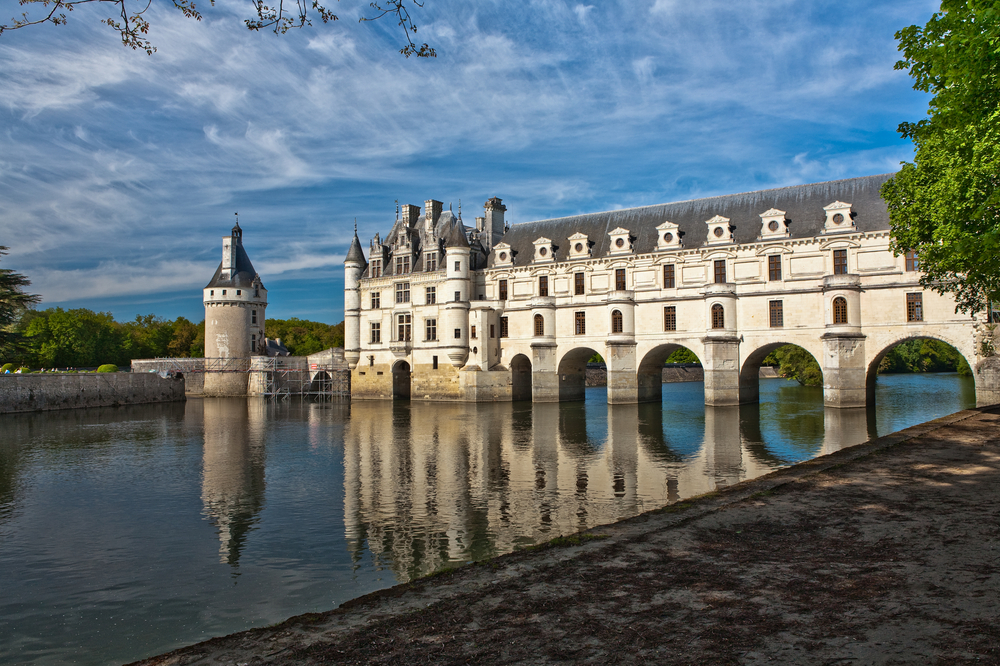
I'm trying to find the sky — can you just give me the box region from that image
[0,0,939,324]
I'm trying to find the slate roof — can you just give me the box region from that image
[205,241,263,289]
[345,231,367,264]
[489,174,894,267]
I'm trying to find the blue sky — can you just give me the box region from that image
[0,0,937,324]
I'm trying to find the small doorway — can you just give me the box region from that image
[392,360,411,400]
[511,354,532,402]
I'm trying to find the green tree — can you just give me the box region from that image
[763,345,823,387]
[265,318,344,356]
[22,308,126,368]
[665,347,700,365]
[167,317,200,357]
[0,247,41,361]
[881,1,1000,315]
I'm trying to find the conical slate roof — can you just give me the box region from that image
[345,231,367,264]
[205,242,262,289]
[443,218,470,249]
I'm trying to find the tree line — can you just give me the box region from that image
[2,307,344,370]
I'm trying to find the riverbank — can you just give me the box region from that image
[0,372,184,414]
[134,403,1000,665]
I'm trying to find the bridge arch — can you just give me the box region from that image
[865,333,976,408]
[739,340,824,405]
[556,346,602,402]
[637,343,704,403]
[510,353,532,402]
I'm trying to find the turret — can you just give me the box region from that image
[442,220,471,367]
[344,226,367,369]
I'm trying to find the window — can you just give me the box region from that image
[370,259,382,278]
[575,272,585,295]
[370,322,381,343]
[425,318,437,341]
[663,264,675,288]
[905,250,919,272]
[833,249,848,275]
[615,268,626,291]
[499,279,508,301]
[664,306,676,331]
[222,289,227,295]
[210,290,214,296]
[251,310,257,325]
[454,328,461,339]
[254,287,259,298]
[236,290,241,296]
[711,303,725,329]
[454,261,461,272]
[539,275,548,297]
[471,325,477,339]
[425,253,437,272]
[611,310,623,334]
[395,255,410,275]
[769,300,783,328]
[432,356,438,370]
[251,334,256,351]
[500,317,509,338]
[768,255,782,281]
[395,282,410,303]
[371,292,381,309]
[575,311,586,335]
[397,314,412,341]
[833,297,848,324]
[425,286,436,305]
[454,291,461,302]
[714,260,726,284]
[534,314,544,336]
[907,293,924,322]
[490,324,496,338]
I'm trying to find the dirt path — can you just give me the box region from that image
[134,407,1000,666]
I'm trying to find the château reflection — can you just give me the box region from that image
[197,398,267,566]
[341,396,874,582]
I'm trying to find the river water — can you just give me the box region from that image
[0,373,976,665]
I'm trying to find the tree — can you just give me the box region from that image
[1,0,435,57]
[265,317,343,356]
[0,247,41,360]
[763,345,823,387]
[881,1,1000,316]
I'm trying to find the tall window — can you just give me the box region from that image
[425,286,436,304]
[663,264,675,288]
[370,259,382,278]
[370,322,381,343]
[611,310,623,334]
[395,282,410,303]
[454,328,461,339]
[397,313,411,341]
[833,249,848,275]
[664,306,676,331]
[768,255,782,281]
[769,300,783,328]
[575,311,586,335]
[251,309,257,325]
[711,303,725,329]
[500,317,509,338]
[534,314,544,336]
[454,291,461,302]
[395,255,410,275]
[833,297,848,324]
[907,293,924,322]
[499,279,508,301]
[371,292,380,309]
[251,334,256,351]
[714,260,727,284]
[905,250,919,272]
[471,325,477,339]
[425,318,437,341]
[615,268,626,291]
[425,253,437,272]
[539,275,548,297]
[454,261,461,272]
[575,272,585,295]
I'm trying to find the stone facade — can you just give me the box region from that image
[345,176,1000,408]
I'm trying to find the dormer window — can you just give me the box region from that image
[395,255,410,275]
[608,228,632,255]
[656,221,682,250]
[567,232,591,259]
[494,242,513,267]
[370,259,382,278]
[532,237,554,263]
[759,209,789,239]
[823,201,856,233]
[705,215,733,245]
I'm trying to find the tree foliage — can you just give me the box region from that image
[1,0,435,57]
[265,317,344,356]
[0,247,41,360]
[763,345,823,387]
[881,0,1000,315]
[878,338,972,375]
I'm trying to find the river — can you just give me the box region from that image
[0,373,976,665]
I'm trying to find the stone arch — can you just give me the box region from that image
[637,343,703,403]
[391,360,411,400]
[865,334,976,408]
[557,346,602,402]
[739,341,824,405]
[510,353,532,402]
[310,370,332,395]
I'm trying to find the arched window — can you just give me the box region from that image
[533,314,544,337]
[711,303,725,329]
[611,309,623,334]
[833,297,848,324]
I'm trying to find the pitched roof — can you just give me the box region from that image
[345,231,367,265]
[490,174,894,267]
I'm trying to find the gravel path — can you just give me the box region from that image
[133,406,1000,666]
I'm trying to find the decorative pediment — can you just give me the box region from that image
[705,215,733,245]
[493,242,513,267]
[532,237,555,263]
[608,227,633,254]
[759,208,789,239]
[656,220,682,250]
[823,201,855,233]
[567,232,591,259]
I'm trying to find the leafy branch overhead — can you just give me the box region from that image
[0,0,435,56]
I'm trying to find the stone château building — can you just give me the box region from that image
[344,175,1000,408]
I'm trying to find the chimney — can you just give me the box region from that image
[475,216,486,232]
[401,204,420,227]
[425,200,443,231]
[222,236,236,272]
[483,197,507,250]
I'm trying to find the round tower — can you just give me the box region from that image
[442,221,471,367]
[344,227,366,370]
[203,221,268,396]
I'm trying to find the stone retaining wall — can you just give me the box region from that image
[0,373,185,414]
